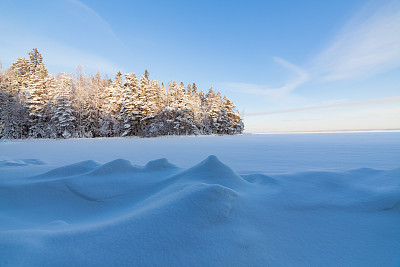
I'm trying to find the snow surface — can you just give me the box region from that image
[0,133,399,266]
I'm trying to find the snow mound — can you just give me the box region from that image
[39,160,99,178]
[180,183,238,224]
[91,158,140,175]
[0,155,399,266]
[130,182,239,227]
[272,168,400,212]
[145,158,177,171]
[165,155,247,189]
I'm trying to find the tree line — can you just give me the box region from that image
[0,48,244,139]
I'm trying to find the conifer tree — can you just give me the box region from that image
[0,87,27,139]
[0,71,7,138]
[120,72,140,136]
[51,75,76,138]
[144,69,150,80]
[192,82,198,94]
[2,60,29,138]
[71,67,88,137]
[187,83,192,95]
[1,49,244,139]
[8,57,30,98]
[99,72,123,136]
[25,64,50,138]
[28,48,43,72]
[138,74,150,118]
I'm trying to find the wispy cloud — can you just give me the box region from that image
[0,0,126,75]
[225,0,400,115]
[244,96,400,116]
[224,57,309,100]
[65,0,125,47]
[271,57,310,94]
[313,1,400,81]
[0,30,123,75]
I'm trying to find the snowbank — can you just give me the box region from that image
[1,132,400,179]
[1,149,399,266]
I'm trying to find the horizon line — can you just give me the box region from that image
[245,129,400,135]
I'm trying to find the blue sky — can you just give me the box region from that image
[1,0,399,133]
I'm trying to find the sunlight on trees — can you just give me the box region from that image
[0,49,244,138]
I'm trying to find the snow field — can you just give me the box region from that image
[0,133,399,266]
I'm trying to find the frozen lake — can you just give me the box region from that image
[1,132,399,266]
[1,132,399,177]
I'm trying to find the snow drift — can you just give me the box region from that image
[1,155,399,266]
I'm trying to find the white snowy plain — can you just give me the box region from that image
[0,132,399,266]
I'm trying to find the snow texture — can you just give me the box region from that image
[0,133,399,266]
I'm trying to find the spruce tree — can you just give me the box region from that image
[120,72,140,136]
[28,48,44,72]
[51,75,76,138]
[25,64,50,138]
[100,72,123,137]
[1,49,244,138]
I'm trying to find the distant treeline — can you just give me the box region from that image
[0,48,243,139]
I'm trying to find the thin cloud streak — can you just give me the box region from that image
[228,1,400,101]
[313,1,400,81]
[0,0,125,75]
[225,57,309,100]
[0,30,123,75]
[271,57,310,94]
[65,0,126,47]
[244,96,400,117]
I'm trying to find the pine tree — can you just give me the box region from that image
[1,49,244,138]
[70,67,88,137]
[25,64,50,138]
[186,83,192,95]
[144,69,150,80]
[51,75,76,138]
[28,48,44,72]
[120,72,140,136]
[2,60,30,138]
[222,96,243,134]
[100,72,123,136]
[204,88,222,134]
[187,87,204,131]
[0,71,7,138]
[0,88,27,139]
[8,57,30,97]
[192,82,198,94]
[86,72,106,137]
[138,74,150,118]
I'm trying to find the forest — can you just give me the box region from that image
[0,49,243,139]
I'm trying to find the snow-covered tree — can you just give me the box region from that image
[99,72,123,136]
[8,57,30,99]
[1,60,30,138]
[1,49,244,139]
[0,88,27,139]
[223,96,244,134]
[28,48,44,72]
[25,64,50,138]
[120,72,140,136]
[144,69,150,80]
[68,66,87,137]
[138,74,150,118]
[51,75,76,138]
[191,82,198,94]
